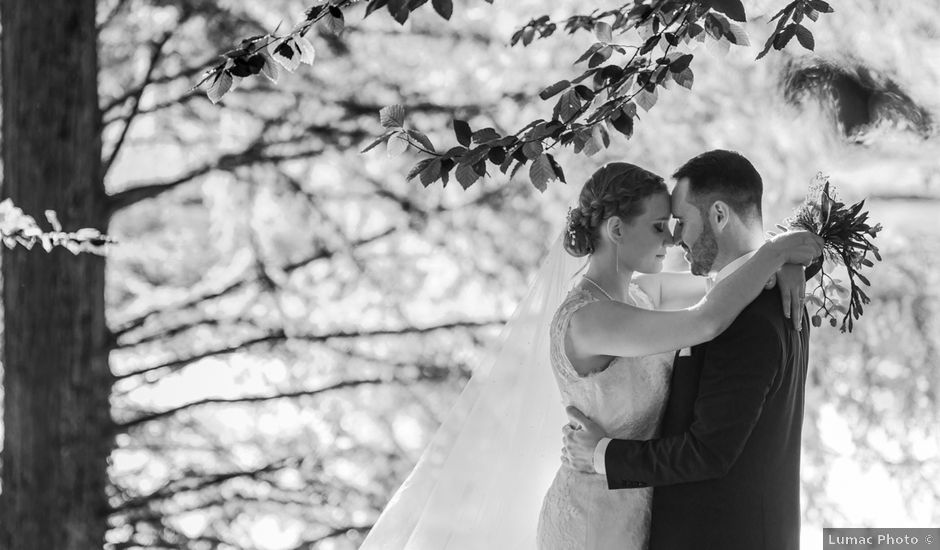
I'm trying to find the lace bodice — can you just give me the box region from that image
[537,282,674,550]
[548,283,674,440]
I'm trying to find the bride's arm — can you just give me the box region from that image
[568,232,822,358]
[636,264,807,329]
[634,272,707,310]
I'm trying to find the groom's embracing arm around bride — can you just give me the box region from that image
[563,150,816,550]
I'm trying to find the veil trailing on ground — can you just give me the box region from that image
[359,232,585,549]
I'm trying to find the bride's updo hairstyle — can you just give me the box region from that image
[564,162,668,257]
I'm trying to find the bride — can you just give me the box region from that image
[359,162,821,550]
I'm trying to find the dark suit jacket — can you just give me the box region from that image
[604,289,810,550]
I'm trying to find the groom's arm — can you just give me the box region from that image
[602,307,784,489]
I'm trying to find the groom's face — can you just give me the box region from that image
[671,178,719,276]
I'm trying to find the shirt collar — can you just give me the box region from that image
[708,249,759,289]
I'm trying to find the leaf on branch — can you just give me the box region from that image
[588,45,614,68]
[546,154,566,184]
[432,0,453,20]
[455,162,482,189]
[259,50,279,83]
[365,0,389,18]
[794,24,815,50]
[581,125,609,157]
[810,0,834,13]
[639,34,660,55]
[636,87,658,111]
[361,132,395,153]
[407,129,436,152]
[522,26,536,46]
[487,146,506,164]
[420,159,443,187]
[380,105,406,129]
[529,153,557,192]
[460,145,491,166]
[270,40,301,72]
[575,43,604,65]
[471,127,501,144]
[707,0,747,22]
[669,53,694,73]
[323,7,346,35]
[294,35,316,65]
[522,141,544,160]
[539,80,571,101]
[610,108,634,138]
[773,24,798,50]
[305,5,325,20]
[387,133,409,157]
[207,70,233,104]
[725,21,751,45]
[407,158,435,182]
[594,21,613,43]
[454,119,472,147]
[673,67,694,89]
[554,89,581,122]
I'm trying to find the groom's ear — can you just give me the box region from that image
[711,201,732,232]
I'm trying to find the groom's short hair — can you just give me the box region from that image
[672,150,763,223]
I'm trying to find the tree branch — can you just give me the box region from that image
[115,369,454,431]
[105,145,324,218]
[96,0,130,33]
[111,456,300,512]
[299,525,374,548]
[102,31,174,179]
[113,319,503,384]
[110,228,396,342]
[100,56,218,115]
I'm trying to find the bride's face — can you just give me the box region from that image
[615,192,674,274]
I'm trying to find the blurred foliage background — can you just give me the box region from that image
[1,0,938,548]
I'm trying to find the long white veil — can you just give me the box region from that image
[359,232,585,549]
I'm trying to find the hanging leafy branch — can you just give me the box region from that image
[0,199,115,255]
[192,0,476,103]
[196,0,834,190]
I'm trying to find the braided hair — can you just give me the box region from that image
[564,163,668,257]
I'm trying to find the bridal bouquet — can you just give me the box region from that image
[786,174,883,333]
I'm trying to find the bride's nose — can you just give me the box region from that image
[664,229,677,246]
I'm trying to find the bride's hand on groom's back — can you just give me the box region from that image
[562,406,606,474]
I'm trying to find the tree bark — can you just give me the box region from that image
[0,1,112,549]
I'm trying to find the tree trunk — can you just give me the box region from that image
[0,1,112,548]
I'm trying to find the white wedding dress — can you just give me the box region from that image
[536,283,674,550]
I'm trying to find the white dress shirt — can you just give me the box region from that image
[592,250,759,475]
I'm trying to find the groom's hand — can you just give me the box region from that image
[562,406,606,474]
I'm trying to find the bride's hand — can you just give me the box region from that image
[562,406,606,474]
[768,229,824,266]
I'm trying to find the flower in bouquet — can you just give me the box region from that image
[786,174,883,332]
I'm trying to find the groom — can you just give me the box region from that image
[563,150,810,550]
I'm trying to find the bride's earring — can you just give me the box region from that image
[616,244,621,275]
